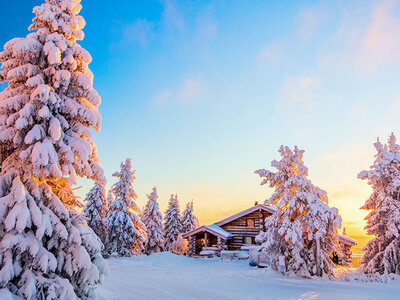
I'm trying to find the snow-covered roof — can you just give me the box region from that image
[182,225,233,240]
[338,234,357,246]
[207,224,233,238]
[214,204,276,227]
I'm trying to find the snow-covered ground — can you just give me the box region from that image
[98,252,400,300]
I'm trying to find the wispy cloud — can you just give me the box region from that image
[319,0,400,74]
[257,43,281,66]
[355,0,400,72]
[297,6,327,39]
[178,77,205,101]
[196,5,217,40]
[160,0,185,30]
[152,76,206,105]
[278,76,321,108]
[121,19,156,47]
[153,90,173,105]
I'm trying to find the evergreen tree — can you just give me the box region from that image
[164,194,182,251]
[255,146,342,278]
[181,201,199,233]
[106,189,114,209]
[105,159,146,256]
[0,0,107,298]
[141,187,164,255]
[358,133,400,274]
[83,181,107,243]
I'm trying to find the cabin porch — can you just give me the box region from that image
[182,225,232,256]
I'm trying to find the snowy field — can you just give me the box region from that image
[98,252,400,300]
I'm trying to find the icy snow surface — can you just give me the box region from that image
[98,252,400,300]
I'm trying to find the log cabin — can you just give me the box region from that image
[182,203,357,264]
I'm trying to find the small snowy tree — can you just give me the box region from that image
[83,181,107,243]
[0,0,108,298]
[141,187,164,255]
[171,235,188,255]
[255,146,342,279]
[358,133,400,275]
[164,194,182,251]
[181,201,199,233]
[105,159,146,256]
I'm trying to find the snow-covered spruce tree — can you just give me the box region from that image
[83,181,107,243]
[164,194,182,251]
[181,201,199,233]
[141,187,164,255]
[255,146,342,279]
[0,0,108,298]
[105,159,146,256]
[358,133,400,275]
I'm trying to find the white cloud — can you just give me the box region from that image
[122,19,155,47]
[278,76,321,107]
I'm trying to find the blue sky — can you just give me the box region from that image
[1,0,400,244]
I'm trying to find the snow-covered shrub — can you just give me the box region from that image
[255,146,342,279]
[83,181,108,243]
[164,194,182,251]
[340,270,400,283]
[105,159,147,256]
[358,133,400,275]
[171,235,188,255]
[141,187,164,255]
[0,0,107,298]
[181,200,199,233]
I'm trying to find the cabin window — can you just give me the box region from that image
[246,218,255,227]
[243,236,255,245]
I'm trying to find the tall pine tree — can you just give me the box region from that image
[255,146,341,278]
[358,133,400,274]
[164,194,182,251]
[141,187,164,255]
[0,0,107,298]
[181,201,199,233]
[83,181,107,243]
[105,159,146,256]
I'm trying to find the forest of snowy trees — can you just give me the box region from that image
[0,0,399,298]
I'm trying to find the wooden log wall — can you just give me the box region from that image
[221,210,272,250]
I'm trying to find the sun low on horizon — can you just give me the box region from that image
[1,0,400,279]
